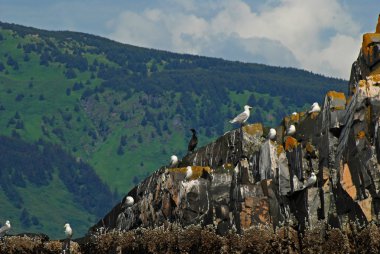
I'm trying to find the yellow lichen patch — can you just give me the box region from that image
[356,131,366,139]
[310,112,319,119]
[243,123,263,136]
[169,166,211,180]
[223,163,234,171]
[327,91,346,101]
[285,137,298,151]
[305,143,315,154]
[283,114,299,127]
[290,113,299,122]
[359,80,366,87]
[371,74,380,82]
[277,145,284,157]
[362,33,380,57]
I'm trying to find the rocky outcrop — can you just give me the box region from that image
[90,16,380,237]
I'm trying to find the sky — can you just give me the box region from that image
[0,0,378,79]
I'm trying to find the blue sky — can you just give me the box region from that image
[0,0,378,79]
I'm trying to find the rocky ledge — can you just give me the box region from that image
[91,16,380,240]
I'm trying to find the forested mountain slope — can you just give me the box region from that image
[0,21,346,237]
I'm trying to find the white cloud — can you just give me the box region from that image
[108,0,362,78]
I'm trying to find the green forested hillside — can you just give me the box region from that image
[0,21,346,237]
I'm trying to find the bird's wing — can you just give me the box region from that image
[0,225,8,235]
[230,112,248,123]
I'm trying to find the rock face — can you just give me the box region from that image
[90,16,380,236]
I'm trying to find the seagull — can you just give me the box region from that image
[64,223,73,239]
[229,105,252,125]
[125,196,134,207]
[287,124,296,136]
[0,220,11,237]
[268,128,276,140]
[309,102,321,114]
[185,166,193,180]
[188,129,198,152]
[304,172,317,188]
[169,155,179,168]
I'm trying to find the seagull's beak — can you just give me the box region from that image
[249,106,253,109]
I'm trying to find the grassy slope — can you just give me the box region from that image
[0,22,347,237]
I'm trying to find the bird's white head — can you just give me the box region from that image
[64,223,70,229]
[287,124,296,135]
[268,128,277,140]
[170,155,178,164]
[312,102,318,107]
[5,220,10,228]
[125,196,134,207]
[244,105,252,111]
[185,166,193,180]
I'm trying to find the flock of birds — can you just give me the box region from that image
[0,102,322,240]
[170,101,321,190]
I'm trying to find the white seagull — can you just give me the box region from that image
[64,223,73,239]
[287,124,296,136]
[0,220,11,237]
[169,155,179,168]
[304,172,317,188]
[309,102,321,114]
[125,196,134,207]
[268,128,276,140]
[185,166,193,180]
[229,105,252,125]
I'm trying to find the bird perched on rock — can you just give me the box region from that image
[125,196,134,207]
[309,102,321,114]
[188,129,198,152]
[0,220,11,237]
[287,124,296,136]
[169,155,179,168]
[229,105,252,125]
[304,172,317,188]
[185,166,193,180]
[268,128,277,140]
[64,223,73,239]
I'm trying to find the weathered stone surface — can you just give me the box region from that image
[90,16,380,237]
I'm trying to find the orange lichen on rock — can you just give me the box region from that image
[305,142,315,154]
[356,131,366,140]
[169,166,211,180]
[290,113,299,122]
[277,145,284,157]
[327,91,346,101]
[362,33,380,58]
[285,137,298,151]
[367,74,380,84]
[243,123,263,136]
[310,112,319,120]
